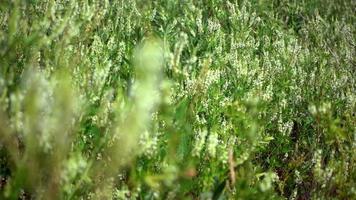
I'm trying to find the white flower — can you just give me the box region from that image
[207,131,219,158]
[193,129,208,157]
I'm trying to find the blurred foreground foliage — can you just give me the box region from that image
[0,0,355,199]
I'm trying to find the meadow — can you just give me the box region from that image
[0,0,355,199]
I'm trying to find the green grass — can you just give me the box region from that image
[0,0,355,199]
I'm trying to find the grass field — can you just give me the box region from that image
[0,0,355,199]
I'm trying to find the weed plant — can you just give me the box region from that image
[0,0,355,199]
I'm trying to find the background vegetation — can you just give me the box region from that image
[0,0,355,199]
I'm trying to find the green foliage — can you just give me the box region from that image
[0,0,355,199]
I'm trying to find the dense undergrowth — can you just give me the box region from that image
[0,0,355,199]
